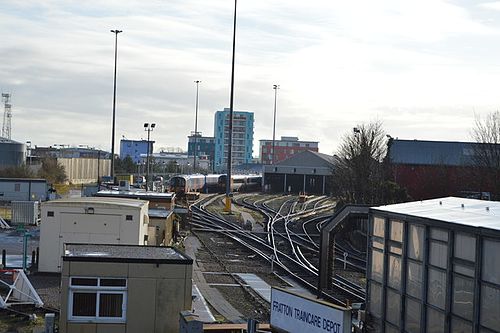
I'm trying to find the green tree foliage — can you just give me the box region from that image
[37,158,67,184]
[0,164,35,178]
[115,156,137,174]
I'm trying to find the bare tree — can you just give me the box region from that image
[332,121,388,204]
[471,111,500,196]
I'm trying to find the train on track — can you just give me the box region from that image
[169,174,262,195]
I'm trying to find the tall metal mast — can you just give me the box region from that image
[1,93,12,140]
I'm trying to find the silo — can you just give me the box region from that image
[0,138,26,168]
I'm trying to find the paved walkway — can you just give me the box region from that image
[184,235,245,323]
[236,273,271,302]
[192,284,215,322]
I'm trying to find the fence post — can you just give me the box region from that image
[32,250,36,269]
[1,249,6,268]
[45,313,55,333]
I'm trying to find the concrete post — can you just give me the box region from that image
[45,313,55,333]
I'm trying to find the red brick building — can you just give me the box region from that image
[259,136,318,165]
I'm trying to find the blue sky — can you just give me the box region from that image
[2,0,500,156]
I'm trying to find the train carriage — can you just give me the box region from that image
[171,174,262,196]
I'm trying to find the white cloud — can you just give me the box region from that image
[479,2,500,11]
[1,0,500,157]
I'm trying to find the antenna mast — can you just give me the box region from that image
[1,93,12,140]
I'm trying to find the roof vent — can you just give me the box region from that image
[439,201,442,205]
[461,203,465,209]
[486,207,490,212]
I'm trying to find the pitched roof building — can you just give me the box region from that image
[262,150,334,194]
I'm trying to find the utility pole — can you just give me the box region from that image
[110,29,122,179]
[193,80,201,173]
[225,0,238,213]
[272,84,279,165]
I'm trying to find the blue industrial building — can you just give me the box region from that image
[213,108,254,173]
[120,139,154,164]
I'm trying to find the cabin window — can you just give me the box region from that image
[47,211,54,217]
[14,184,20,192]
[126,215,133,221]
[69,277,127,322]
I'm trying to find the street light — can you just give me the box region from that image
[144,123,156,191]
[110,29,122,179]
[193,80,201,173]
[272,84,279,165]
[26,141,31,165]
[225,0,238,213]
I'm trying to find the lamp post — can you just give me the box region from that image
[26,141,31,165]
[272,84,279,165]
[225,0,238,213]
[110,29,122,179]
[144,123,155,191]
[96,149,101,186]
[193,80,201,174]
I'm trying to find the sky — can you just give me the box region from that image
[2,0,500,157]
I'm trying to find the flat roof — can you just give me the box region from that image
[63,243,192,264]
[372,197,500,231]
[148,208,171,218]
[0,178,47,183]
[96,190,175,200]
[44,196,148,208]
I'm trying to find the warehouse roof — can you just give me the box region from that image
[44,196,148,208]
[63,243,192,264]
[372,197,500,231]
[389,139,478,166]
[278,150,334,168]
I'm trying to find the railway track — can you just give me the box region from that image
[191,194,366,307]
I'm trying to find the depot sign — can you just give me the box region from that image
[270,288,351,333]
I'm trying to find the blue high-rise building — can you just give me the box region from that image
[120,139,154,164]
[213,108,254,173]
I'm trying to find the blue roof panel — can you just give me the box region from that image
[389,140,476,166]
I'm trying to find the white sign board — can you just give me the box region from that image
[270,288,350,333]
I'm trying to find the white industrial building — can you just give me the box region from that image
[39,197,149,273]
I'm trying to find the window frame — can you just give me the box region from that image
[68,277,127,323]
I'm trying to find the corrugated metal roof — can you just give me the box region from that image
[372,197,500,231]
[44,196,148,208]
[389,139,477,166]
